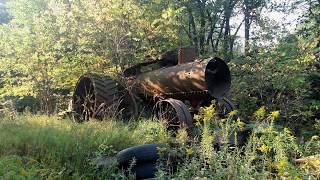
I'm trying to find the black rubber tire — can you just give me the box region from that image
[117,144,165,167]
[133,162,157,180]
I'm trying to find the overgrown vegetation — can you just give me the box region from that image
[0,114,169,179]
[0,0,318,116]
[157,105,319,179]
[0,107,319,179]
[0,0,319,179]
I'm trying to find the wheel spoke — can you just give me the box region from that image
[155,98,193,132]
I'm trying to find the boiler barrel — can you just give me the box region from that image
[135,57,231,99]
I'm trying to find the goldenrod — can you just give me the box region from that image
[258,144,271,153]
[254,106,266,119]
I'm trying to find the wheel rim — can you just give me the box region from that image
[155,98,194,132]
[156,101,180,132]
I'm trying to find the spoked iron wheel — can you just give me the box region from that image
[155,98,193,132]
[72,74,120,122]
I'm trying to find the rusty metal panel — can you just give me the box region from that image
[134,57,231,99]
[178,47,197,64]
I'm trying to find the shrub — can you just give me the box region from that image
[157,105,320,179]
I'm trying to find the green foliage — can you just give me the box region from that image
[14,96,40,113]
[157,106,320,179]
[0,0,318,117]
[0,0,184,113]
[0,115,168,178]
[229,32,319,134]
[0,156,41,179]
[0,107,319,179]
[0,0,319,179]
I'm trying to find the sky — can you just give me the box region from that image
[231,0,307,49]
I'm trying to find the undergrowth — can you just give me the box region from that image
[156,105,320,179]
[0,114,168,179]
[0,106,319,179]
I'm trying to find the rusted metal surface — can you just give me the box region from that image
[178,47,197,64]
[134,57,231,99]
[123,51,178,78]
[72,47,234,130]
[72,74,138,121]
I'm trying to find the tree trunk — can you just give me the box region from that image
[244,0,250,55]
[206,10,214,49]
[213,17,224,52]
[187,5,199,55]
[223,0,232,61]
[197,0,206,55]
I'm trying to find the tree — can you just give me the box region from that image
[243,0,267,55]
[222,0,239,61]
[0,0,185,113]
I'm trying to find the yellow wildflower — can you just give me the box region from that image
[254,106,266,119]
[186,147,193,156]
[228,110,238,117]
[284,128,292,135]
[203,105,215,123]
[176,129,188,144]
[257,144,271,153]
[276,159,288,176]
[203,116,210,123]
[207,108,215,116]
[195,121,202,127]
[295,176,302,180]
[268,111,280,121]
[236,118,245,129]
[194,114,201,122]
[193,114,203,126]
[267,160,276,169]
[220,118,227,123]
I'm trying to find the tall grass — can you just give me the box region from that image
[0,109,319,179]
[0,114,168,178]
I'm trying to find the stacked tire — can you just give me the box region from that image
[117,144,165,179]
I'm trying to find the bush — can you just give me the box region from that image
[229,38,319,136]
[157,105,320,179]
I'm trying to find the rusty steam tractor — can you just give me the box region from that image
[72,48,234,130]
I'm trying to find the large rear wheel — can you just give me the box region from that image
[72,74,136,122]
